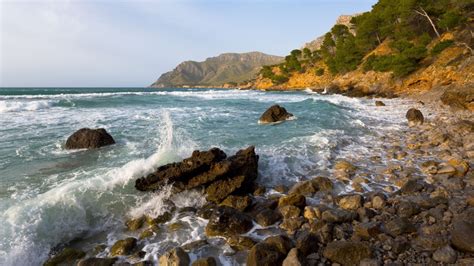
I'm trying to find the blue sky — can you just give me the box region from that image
[0,0,377,87]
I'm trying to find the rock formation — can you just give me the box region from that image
[65,128,115,150]
[258,105,294,124]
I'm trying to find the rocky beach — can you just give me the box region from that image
[41,94,473,266]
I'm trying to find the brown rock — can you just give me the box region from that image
[110,237,137,256]
[278,194,306,209]
[451,217,474,253]
[280,217,305,233]
[255,208,282,227]
[323,241,372,266]
[354,222,382,239]
[279,205,301,219]
[321,209,357,223]
[65,128,115,149]
[384,217,416,237]
[295,231,319,256]
[227,235,256,251]
[259,105,293,124]
[77,258,118,266]
[44,248,85,266]
[264,235,294,255]
[205,206,253,237]
[192,257,217,266]
[219,195,251,211]
[338,194,363,210]
[246,243,285,266]
[282,248,305,266]
[406,108,424,127]
[159,247,190,266]
[126,216,145,231]
[375,101,386,106]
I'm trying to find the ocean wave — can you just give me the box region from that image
[0,100,55,113]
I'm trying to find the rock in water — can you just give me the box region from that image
[375,100,386,106]
[259,105,293,124]
[159,247,190,266]
[406,108,424,127]
[323,241,372,265]
[65,128,115,149]
[77,258,118,266]
[205,206,253,237]
[135,146,258,197]
[451,217,474,253]
[44,248,85,266]
[110,237,137,256]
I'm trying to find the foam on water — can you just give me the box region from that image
[0,100,55,113]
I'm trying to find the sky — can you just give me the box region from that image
[0,0,377,87]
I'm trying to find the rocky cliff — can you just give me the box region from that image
[151,52,283,88]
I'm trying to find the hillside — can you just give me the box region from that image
[151,52,283,88]
[248,0,473,111]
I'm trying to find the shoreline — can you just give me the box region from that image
[43,93,474,265]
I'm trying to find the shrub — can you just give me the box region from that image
[431,40,455,55]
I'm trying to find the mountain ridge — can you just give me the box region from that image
[151,52,283,88]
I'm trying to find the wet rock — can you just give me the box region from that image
[311,176,334,192]
[126,216,145,231]
[288,180,317,196]
[371,195,386,210]
[278,194,306,209]
[334,160,357,180]
[295,230,319,256]
[323,240,372,265]
[227,235,256,251]
[397,201,420,218]
[44,247,85,266]
[191,257,217,266]
[413,234,448,251]
[77,258,118,266]
[433,245,457,263]
[279,205,301,219]
[246,242,285,266]
[159,247,190,266]
[258,104,293,124]
[451,216,474,253]
[354,222,382,240]
[146,211,173,225]
[400,179,425,194]
[135,146,258,196]
[280,217,305,233]
[219,195,251,211]
[110,237,137,256]
[321,208,357,223]
[282,248,305,266]
[205,206,253,237]
[375,101,386,106]
[255,208,282,227]
[338,194,363,210]
[65,128,115,150]
[264,235,294,255]
[384,217,416,237]
[406,108,424,127]
[205,175,246,203]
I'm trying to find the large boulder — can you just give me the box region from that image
[258,105,293,124]
[110,237,137,256]
[323,241,372,265]
[135,146,258,198]
[406,108,424,127]
[247,235,294,266]
[43,247,85,266]
[65,128,115,149]
[205,206,253,237]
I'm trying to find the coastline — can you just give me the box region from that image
[42,91,474,265]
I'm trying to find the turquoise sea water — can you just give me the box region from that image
[0,88,411,265]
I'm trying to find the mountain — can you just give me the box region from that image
[151,52,283,88]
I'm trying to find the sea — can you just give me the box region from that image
[0,87,414,265]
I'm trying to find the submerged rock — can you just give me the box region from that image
[65,128,115,149]
[258,104,293,124]
[406,108,424,127]
[375,100,386,106]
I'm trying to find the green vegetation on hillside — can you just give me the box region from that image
[259,0,472,82]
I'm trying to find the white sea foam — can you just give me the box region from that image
[0,100,55,113]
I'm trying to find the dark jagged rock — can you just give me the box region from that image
[191,257,217,266]
[110,237,137,256]
[255,208,282,226]
[247,235,294,266]
[77,257,117,266]
[375,100,386,106]
[43,247,85,266]
[205,206,253,237]
[323,241,372,266]
[65,128,115,150]
[406,108,424,127]
[159,247,190,266]
[135,147,258,202]
[258,105,293,124]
